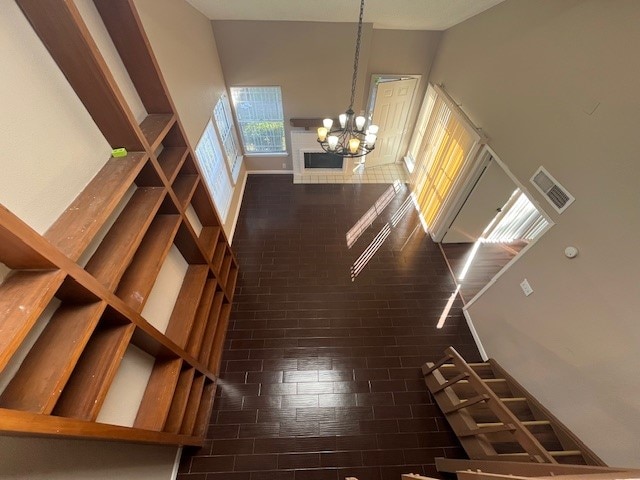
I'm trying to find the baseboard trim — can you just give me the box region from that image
[247,170,293,174]
[463,309,488,361]
[228,170,248,244]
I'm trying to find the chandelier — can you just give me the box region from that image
[317,0,378,158]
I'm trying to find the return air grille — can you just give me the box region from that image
[530,166,574,213]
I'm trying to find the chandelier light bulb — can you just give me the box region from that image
[323,118,333,130]
[355,116,366,131]
[327,135,339,150]
[348,138,360,154]
[339,114,347,129]
[317,127,328,142]
[365,133,377,147]
[367,124,379,135]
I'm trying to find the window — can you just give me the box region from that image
[195,120,232,220]
[230,86,286,154]
[213,93,242,183]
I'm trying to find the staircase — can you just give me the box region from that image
[422,347,605,466]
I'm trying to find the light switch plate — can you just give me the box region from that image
[520,278,533,296]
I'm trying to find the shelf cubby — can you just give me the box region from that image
[53,318,135,421]
[84,187,166,291]
[115,214,182,311]
[43,153,148,262]
[133,357,182,431]
[185,279,217,357]
[193,380,216,438]
[208,303,232,375]
[164,265,209,349]
[197,291,225,366]
[0,270,66,372]
[179,374,205,435]
[157,147,188,184]
[164,366,196,434]
[4,0,238,448]
[139,114,176,150]
[0,300,107,414]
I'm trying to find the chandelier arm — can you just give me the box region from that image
[349,0,365,111]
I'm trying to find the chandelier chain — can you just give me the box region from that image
[349,0,365,111]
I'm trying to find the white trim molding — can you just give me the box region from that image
[463,309,488,361]
[247,170,294,174]
[228,170,249,244]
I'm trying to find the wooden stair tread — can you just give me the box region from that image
[44,154,148,261]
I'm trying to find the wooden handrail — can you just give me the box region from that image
[444,347,557,464]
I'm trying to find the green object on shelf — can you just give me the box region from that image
[112,147,128,158]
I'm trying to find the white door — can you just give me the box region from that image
[365,78,418,168]
[442,159,515,243]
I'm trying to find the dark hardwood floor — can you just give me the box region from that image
[178,175,481,480]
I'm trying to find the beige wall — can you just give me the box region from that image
[427,0,640,466]
[135,0,247,238]
[212,21,441,171]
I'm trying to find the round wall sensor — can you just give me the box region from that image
[564,246,579,259]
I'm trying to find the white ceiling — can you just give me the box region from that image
[185,0,505,31]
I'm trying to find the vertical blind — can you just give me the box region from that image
[408,85,484,238]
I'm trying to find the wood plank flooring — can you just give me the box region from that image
[178,175,481,480]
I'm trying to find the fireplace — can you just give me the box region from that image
[304,152,343,169]
[291,131,355,176]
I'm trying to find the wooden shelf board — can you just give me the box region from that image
[219,255,233,288]
[0,301,107,413]
[85,187,166,291]
[199,226,221,262]
[164,367,196,434]
[198,292,225,365]
[192,381,216,438]
[115,214,181,312]
[15,0,145,152]
[0,407,202,447]
[139,114,175,150]
[0,209,57,269]
[133,358,182,431]
[53,323,135,421]
[180,375,205,436]
[212,241,226,273]
[172,175,199,210]
[208,303,232,375]
[225,266,239,298]
[157,147,188,183]
[0,270,66,372]
[44,153,148,261]
[164,265,209,349]
[185,280,217,358]
[173,220,206,265]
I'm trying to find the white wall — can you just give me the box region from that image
[427,0,640,466]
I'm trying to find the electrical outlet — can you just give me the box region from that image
[520,278,533,296]
[282,162,287,169]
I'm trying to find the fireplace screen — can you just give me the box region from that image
[304,152,343,169]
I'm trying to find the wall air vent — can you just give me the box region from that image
[530,166,575,213]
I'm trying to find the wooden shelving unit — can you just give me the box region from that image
[0,0,239,447]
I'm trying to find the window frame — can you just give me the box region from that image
[229,86,288,156]
[212,93,243,183]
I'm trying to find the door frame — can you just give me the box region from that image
[365,74,421,164]
[460,145,555,308]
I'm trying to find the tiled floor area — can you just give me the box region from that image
[179,175,481,480]
[293,163,409,184]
